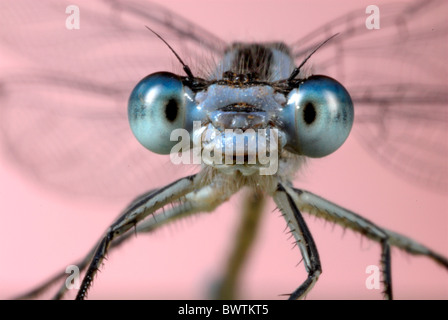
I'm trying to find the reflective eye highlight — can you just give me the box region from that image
[280,75,354,158]
[128,72,190,154]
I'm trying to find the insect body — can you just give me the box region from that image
[74,40,448,300]
[3,0,447,300]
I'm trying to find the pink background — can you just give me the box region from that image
[0,0,447,299]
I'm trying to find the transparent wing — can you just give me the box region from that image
[0,0,226,198]
[290,0,448,191]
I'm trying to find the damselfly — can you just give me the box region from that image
[0,0,446,299]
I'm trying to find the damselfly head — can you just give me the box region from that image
[128,41,354,178]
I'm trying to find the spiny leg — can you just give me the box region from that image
[381,240,393,300]
[14,188,162,300]
[74,174,199,299]
[273,183,322,300]
[288,186,392,299]
[289,187,448,299]
[52,185,223,299]
[74,175,238,300]
[214,190,265,299]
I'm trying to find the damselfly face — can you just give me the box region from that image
[0,0,447,299]
[127,43,354,177]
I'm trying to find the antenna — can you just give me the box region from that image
[145,26,195,79]
[287,33,339,82]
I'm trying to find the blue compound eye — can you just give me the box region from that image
[280,75,354,158]
[128,72,190,154]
